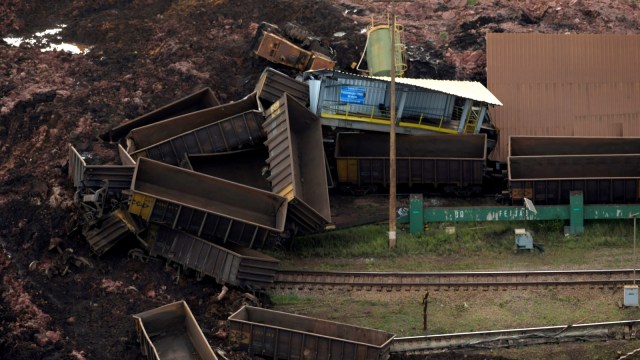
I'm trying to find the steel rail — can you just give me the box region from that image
[390,320,640,354]
[268,269,640,291]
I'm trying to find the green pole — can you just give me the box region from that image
[410,194,424,235]
[569,191,584,234]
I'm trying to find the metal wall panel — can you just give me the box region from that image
[487,33,640,161]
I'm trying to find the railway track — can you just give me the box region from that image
[269,269,640,291]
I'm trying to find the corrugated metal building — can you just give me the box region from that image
[486,33,640,162]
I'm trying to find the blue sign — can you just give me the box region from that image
[340,86,366,104]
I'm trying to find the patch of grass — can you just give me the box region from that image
[438,31,448,42]
[467,0,478,5]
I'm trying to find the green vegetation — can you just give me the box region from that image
[268,218,640,357]
[467,0,478,5]
[438,31,448,42]
[270,220,635,271]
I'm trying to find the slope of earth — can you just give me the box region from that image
[2,0,640,359]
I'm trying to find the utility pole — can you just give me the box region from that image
[388,2,397,249]
[372,0,411,249]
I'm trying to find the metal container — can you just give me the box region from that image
[228,306,395,360]
[133,300,218,360]
[183,147,271,191]
[128,157,288,249]
[129,109,265,166]
[103,87,220,142]
[68,144,134,193]
[334,133,486,193]
[509,136,640,156]
[365,24,406,77]
[126,92,262,153]
[255,67,310,108]
[147,225,279,288]
[508,136,640,204]
[263,94,331,235]
[83,209,139,256]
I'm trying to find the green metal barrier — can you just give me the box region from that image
[399,191,640,235]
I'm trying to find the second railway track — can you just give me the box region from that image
[268,269,640,291]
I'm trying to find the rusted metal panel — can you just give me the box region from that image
[133,301,218,360]
[487,33,640,162]
[508,136,640,204]
[148,225,279,287]
[263,94,331,235]
[255,67,309,107]
[129,158,287,249]
[509,136,640,156]
[103,87,220,142]
[129,110,265,166]
[334,133,486,190]
[228,306,395,360]
[83,209,138,256]
[126,92,262,153]
[68,144,134,192]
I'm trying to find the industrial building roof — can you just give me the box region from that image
[374,76,503,106]
[486,33,640,162]
[309,70,503,106]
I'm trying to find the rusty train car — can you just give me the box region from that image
[228,306,395,360]
[145,224,280,288]
[133,301,218,360]
[508,136,640,204]
[128,157,288,249]
[333,132,487,195]
[263,94,332,235]
[103,87,220,142]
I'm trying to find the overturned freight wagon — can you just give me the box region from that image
[263,94,332,235]
[128,103,266,166]
[335,132,487,195]
[255,67,310,108]
[133,300,218,360]
[126,92,262,155]
[68,144,135,195]
[228,306,395,360]
[146,224,280,288]
[128,157,288,249]
[508,136,640,204]
[103,87,220,142]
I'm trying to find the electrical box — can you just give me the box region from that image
[624,285,639,307]
[514,229,533,251]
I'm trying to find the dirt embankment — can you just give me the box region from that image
[2,0,640,359]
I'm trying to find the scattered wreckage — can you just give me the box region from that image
[68,67,331,292]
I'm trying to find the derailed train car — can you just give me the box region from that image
[133,301,218,360]
[126,92,262,155]
[334,132,487,195]
[145,224,280,288]
[262,93,332,235]
[508,136,640,204]
[103,87,220,142]
[228,306,395,360]
[128,157,288,249]
[128,107,266,166]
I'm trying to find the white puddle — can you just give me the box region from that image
[2,24,90,55]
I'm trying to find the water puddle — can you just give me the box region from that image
[3,24,91,55]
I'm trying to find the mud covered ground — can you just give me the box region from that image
[2,0,640,359]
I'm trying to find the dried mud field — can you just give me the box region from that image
[3,0,640,359]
